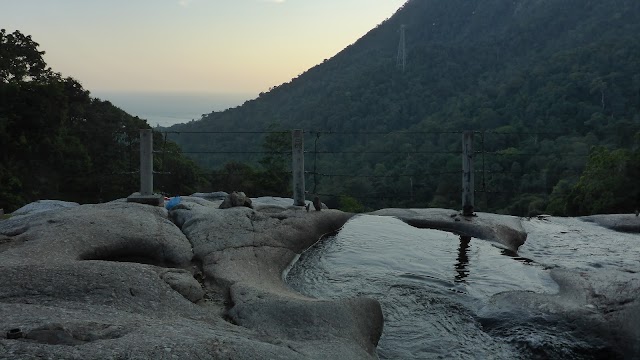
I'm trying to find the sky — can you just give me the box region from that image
[1,0,406,96]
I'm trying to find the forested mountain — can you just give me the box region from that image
[0,30,206,212]
[168,0,640,216]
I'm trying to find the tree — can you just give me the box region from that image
[257,127,291,196]
[0,29,52,83]
[0,29,207,210]
[566,147,639,215]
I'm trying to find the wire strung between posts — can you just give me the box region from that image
[306,170,461,179]
[306,130,465,135]
[481,152,589,157]
[481,169,584,175]
[157,131,289,135]
[162,151,290,155]
[307,150,462,155]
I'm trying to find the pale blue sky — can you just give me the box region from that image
[1,0,406,95]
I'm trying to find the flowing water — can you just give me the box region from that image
[285,215,640,359]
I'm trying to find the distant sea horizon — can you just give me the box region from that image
[92,91,256,128]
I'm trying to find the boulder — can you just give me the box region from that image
[219,191,253,209]
[370,208,527,251]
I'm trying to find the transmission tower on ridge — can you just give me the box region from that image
[397,24,407,71]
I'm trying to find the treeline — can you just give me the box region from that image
[0,29,210,212]
[0,29,294,213]
[165,0,640,216]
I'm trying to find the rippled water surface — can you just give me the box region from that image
[286,215,640,359]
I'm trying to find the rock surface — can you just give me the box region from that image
[0,198,383,359]
[581,213,640,233]
[219,191,253,209]
[11,200,79,217]
[370,208,527,251]
[1,198,537,359]
[479,268,640,358]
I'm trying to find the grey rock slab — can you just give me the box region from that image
[202,246,299,292]
[0,261,207,319]
[480,268,639,359]
[581,213,640,233]
[11,200,79,217]
[251,196,325,212]
[228,282,383,359]
[0,302,307,360]
[370,208,527,251]
[1,199,383,359]
[211,246,382,358]
[0,202,192,267]
[158,268,205,303]
[172,202,353,255]
[169,200,384,357]
[191,191,229,201]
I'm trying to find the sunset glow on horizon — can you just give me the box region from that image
[1,0,406,95]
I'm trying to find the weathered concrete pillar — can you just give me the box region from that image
[127,129,163,206]
[292,129,305,206]
[462,131,474,216]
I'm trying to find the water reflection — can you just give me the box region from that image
[455,235,472,283]
[500,248,536,265]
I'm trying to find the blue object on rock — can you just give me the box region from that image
[165,196,181,210]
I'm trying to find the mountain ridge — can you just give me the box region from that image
[166,0,640,215]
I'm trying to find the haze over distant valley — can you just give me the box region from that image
[93,91,255,128]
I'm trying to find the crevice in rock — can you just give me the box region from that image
[222,312,238,326]
[247,212,258,244]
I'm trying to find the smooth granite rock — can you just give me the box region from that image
[370,208,527,251]
[479,268,640,358]
[580,213,640,233]
[11,200,79,217]
[0,198,381,360]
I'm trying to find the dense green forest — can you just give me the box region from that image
[0,29,207,212]
[166,0,640,215]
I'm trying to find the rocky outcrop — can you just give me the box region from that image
[219,192,253,209]
[370,208,527,251]
[479,268,640,358]
[171,197,381,358]
[580,213,640,233]
[0,198,381,359]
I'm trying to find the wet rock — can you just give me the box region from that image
[479,268,640,359]
[581,213,640,233]
[171,197,380,358]
[370,208,527,251]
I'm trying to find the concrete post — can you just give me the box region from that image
[292,129,305,206]
[140,129,153,196]
[127,129,163,206]
[462,131,474,216]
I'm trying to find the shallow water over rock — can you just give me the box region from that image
[286,215,639,359]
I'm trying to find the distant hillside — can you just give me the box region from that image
[167,0,640,215]
[0,29,206,211]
